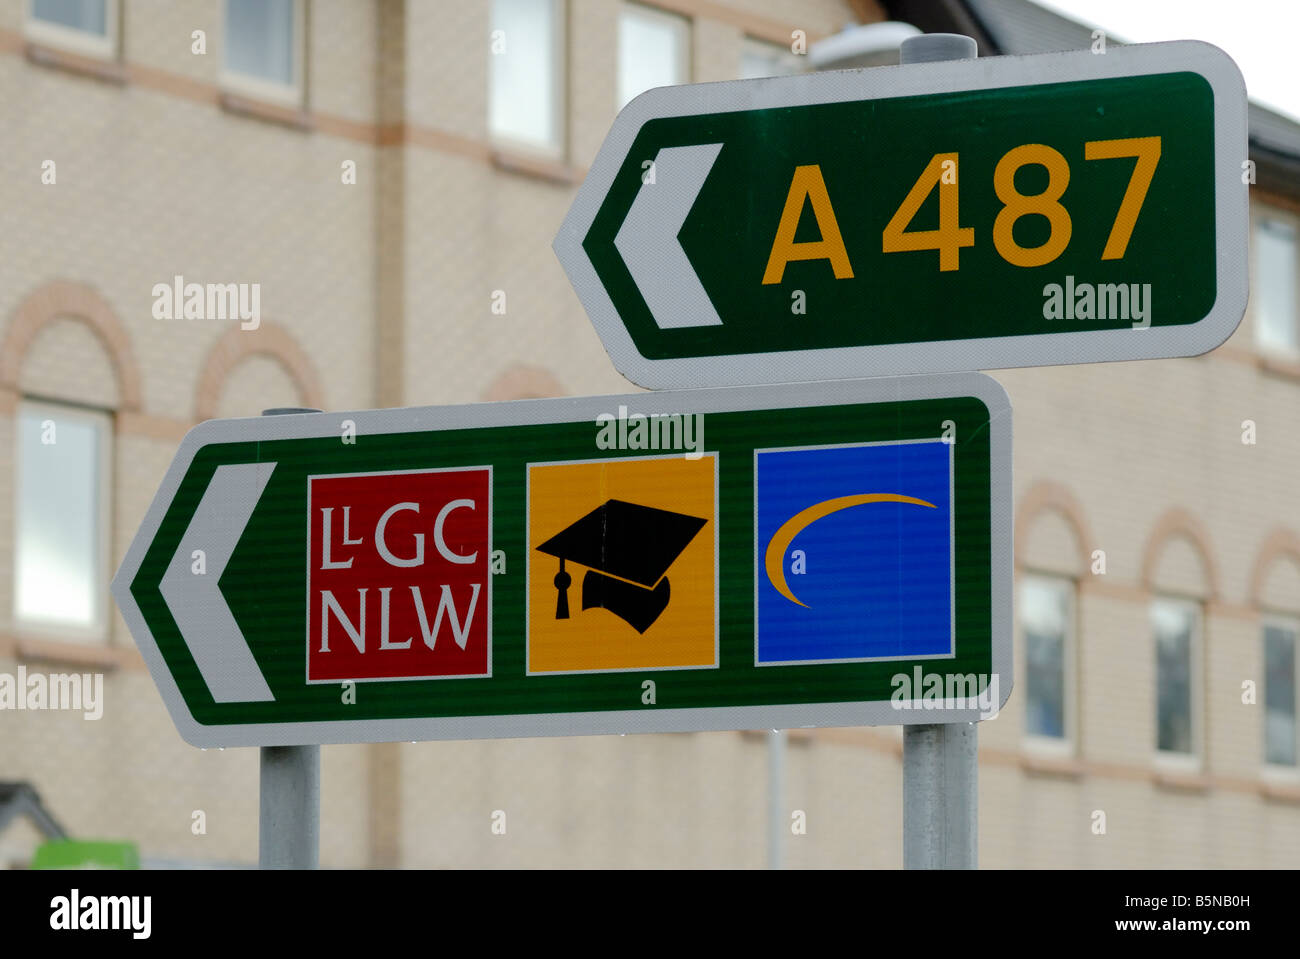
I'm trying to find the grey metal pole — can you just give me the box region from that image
[260,745,320,868]
[767,728,786,869]
[259,407,322,870]
[898,32,979,871]
[902,723,977,868]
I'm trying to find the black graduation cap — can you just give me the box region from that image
[535,499,707,634]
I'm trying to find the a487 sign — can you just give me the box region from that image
[556,40,1249,389]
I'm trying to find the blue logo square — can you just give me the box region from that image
[755,440,953,664]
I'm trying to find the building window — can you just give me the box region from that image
[1264,618,1298,767]
[739,37,802,80]
[27,0,116,58]
[490,0,565,153]
[13,401,112,639]
[1020,573,1073,745]
[1254,214,1298,354]
[223,0,303,105]
[618,3,689,111]
[1152,598,1200,758]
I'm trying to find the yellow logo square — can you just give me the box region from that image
[527,455,717,674]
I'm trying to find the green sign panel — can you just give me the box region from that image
[112,375,1011,747]
[555,41,1247,389]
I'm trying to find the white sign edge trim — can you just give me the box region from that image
[553,39,1249,390]
[111,371,1013,747]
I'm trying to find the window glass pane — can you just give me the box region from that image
[225,0,295,87]
[1264,624,1297,765]
[739,38,801,79]
[1153,601,1197,753]
[490,0,559,148]
[15,407,101,627]
[618,5,687,110]
[1255,218,1298,351]
[1021,576,1069,738]
[32,0,106,35]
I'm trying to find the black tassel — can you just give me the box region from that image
[554,559,571,619]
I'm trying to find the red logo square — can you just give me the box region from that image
[307,467,491,682]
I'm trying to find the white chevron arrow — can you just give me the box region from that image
[614,142,725,329]
[158,462,277,703]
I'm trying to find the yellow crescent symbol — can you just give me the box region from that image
[764,494,937,608]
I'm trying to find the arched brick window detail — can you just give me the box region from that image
[195,322,325,421]
[1250,529,1300,613]
[1015,480,1093,577]
[1140,508,1218,601]
[1,280,141,412]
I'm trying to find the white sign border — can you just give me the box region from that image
[554,40,1249,390]
[111,373,1013,747]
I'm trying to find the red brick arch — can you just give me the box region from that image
[194,322,325,421]
[1,280,142,411]
[1248,528,1300,610]
[1014,479,1094,574]
[1139,508,1219,600]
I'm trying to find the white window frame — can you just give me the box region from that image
[1251,205,1300,356]
[1152,595,1203,771]
[617,1,691,111]
[13,398,113,643]
[220,0,307,109]
[25,0,119,60]
[1261,613,1300,780]
[1019,571,1077,757]
[489,0,567,157]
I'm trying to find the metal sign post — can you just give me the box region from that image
[768,728,786,870]
[903,721,978,868]
[258,408,321,870]
[259,744,319,869]
[898,33,979,871]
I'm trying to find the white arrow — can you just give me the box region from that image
[158,462,277,703]
[614,142,725,329]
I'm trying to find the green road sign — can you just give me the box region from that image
[554,41,1247,389]
[112,375,1011,747]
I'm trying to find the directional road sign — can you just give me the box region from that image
[555,40,1248,389]
[113,374,1012,747]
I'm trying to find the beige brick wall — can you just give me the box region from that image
[569,0,620,168]
[309,0,380,123]
[124,0,222,81]
[404,0,489,138]
[0,73,376,420]
[693,17,741,83]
